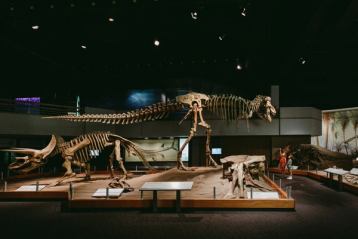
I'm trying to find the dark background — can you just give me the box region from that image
[1,0,358,109]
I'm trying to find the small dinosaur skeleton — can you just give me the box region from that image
[2,132,156,188]
[220,155,271,198]
[45,92,276,170]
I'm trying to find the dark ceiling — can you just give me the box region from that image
[1,0,358,109]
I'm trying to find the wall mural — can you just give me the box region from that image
[125,138,189,162]
[312,109,358,156]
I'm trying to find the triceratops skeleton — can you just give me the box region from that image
[45,92,276,170]
[3,131,157,188]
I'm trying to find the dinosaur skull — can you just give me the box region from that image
[258,96,276,122]
[176,92,210,108]
[5,135,57,174]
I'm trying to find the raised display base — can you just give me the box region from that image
[0,167,295,209]
[268,168,358,195]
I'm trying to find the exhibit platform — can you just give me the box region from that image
[0,167,295,210]
[268,168,358,195]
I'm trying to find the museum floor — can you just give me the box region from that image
[0,176,356,239]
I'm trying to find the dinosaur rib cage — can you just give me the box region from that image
[52,132,152,167]
[53,132,110,163]
[206,95,253,121]
[45,101,184,125]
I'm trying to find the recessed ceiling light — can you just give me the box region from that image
[81,45,87,49]
[112,0,117,4]
[108,17,114,22]
[154,40,160,46]
[236,64,242,70]
[241,8,247,17]
[299,57,306,64]
[91,2,96,6]
[10,7,15,11]
[30,5,35,10]
[32,25,39,30]
[50,4,54,9]
[70,3,75,8]
[218,34,226,41]
[191,11,198,20]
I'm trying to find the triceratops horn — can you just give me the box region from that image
[0,148,37,155]
[0,135,56,158]
[39,135,57,158]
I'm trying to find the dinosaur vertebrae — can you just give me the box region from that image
[52,132,151,168]
[45,100,183,125]
[52,132,110,164]
[207,95,260,120]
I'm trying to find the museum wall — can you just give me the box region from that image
[0,112,85,136]
[190,135,311,167]
[0,106,318,174]
[190,136,272,166]
[311,108,358,155]
[0,106,321,170]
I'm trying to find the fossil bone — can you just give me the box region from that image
[2,132,161,188]
[44,92,276,170]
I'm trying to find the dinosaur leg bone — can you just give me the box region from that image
[109,140,132,189]
[177,128,195,170]
[197,109,217,167]
[177,104,200,170]
[114,140,127,176]
[51,157,76,186]
[205,126,218,167]
[108,151,115,178]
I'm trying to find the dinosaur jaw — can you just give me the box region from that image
[8,156,44,173]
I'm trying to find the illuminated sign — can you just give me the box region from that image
[15,97,40,103]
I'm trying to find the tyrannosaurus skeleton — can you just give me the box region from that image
[45,92,276,170]
[3,131,157,188]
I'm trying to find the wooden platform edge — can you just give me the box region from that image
[68,198,295,209]
[0,191,68,201]
[268,168,358,195]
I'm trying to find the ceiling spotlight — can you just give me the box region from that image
[241,8,247,17]
[81,45,87,49]
[154,40,160,46]
[10,7,15,11]
[108,17,114,22]
[112,0,117,4]
[70,3,75,8]
[91,2,96,6]
[30,5,35,10]
[218,34,226,41]
[236,64,242,70]
[50,4,54,9]
[299,57,306,65]
[191,11,198,20]
[32,25,39,30]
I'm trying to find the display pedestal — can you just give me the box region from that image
[0,168,295,209]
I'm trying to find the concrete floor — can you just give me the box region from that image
[0,176,356,239]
